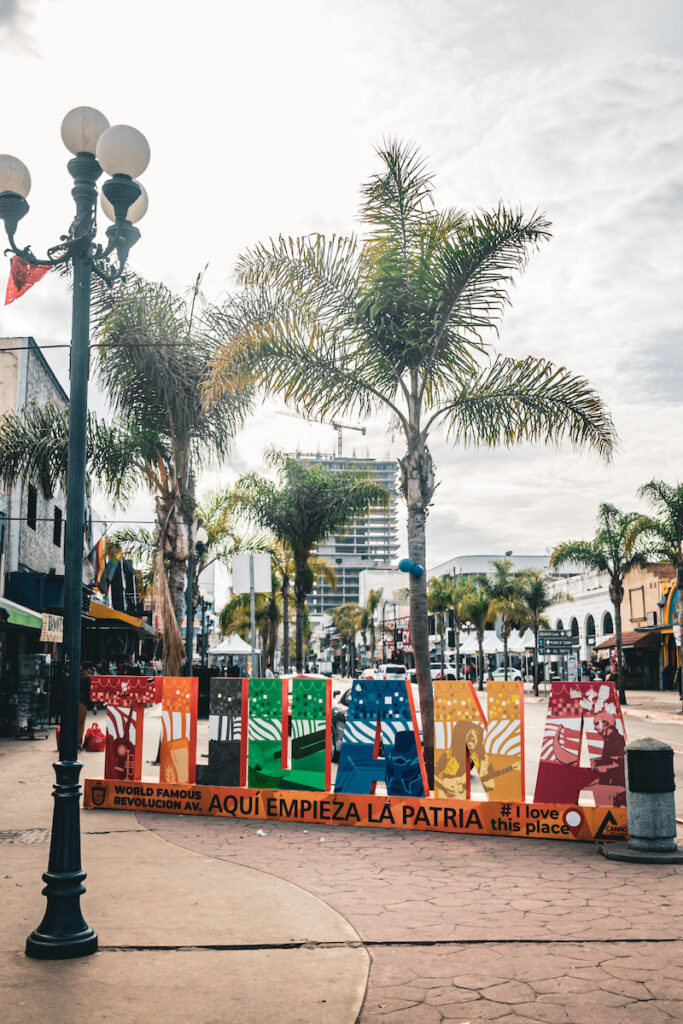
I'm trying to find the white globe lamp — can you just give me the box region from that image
[60,107,110,156]
[96,125,150,178]
[0,155,31,197]
[100,181,148,223]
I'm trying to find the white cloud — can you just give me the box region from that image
[0,0,681,601]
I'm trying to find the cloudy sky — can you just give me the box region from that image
[1,0,682,595]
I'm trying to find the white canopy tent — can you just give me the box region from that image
[208,633,255,656]
[459,630,505,655]
[507,628,535,653]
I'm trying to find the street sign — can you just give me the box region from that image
[537,629,579,654]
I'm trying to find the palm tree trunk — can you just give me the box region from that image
[406,504,434,788]
[477,633,485,692]
[533,624,539,697]
[440,615,446,677]
[503,633,509,681]
[370,621,376,665]
[294,594,305,673]
[294,558,307,674]
[614,597,627,706]
[677,563,683,704]
[454,620,461,679]
[282,577,290,674]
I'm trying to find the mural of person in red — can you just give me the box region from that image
[590,709,626,805]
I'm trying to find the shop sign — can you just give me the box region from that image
[40,613,63,643]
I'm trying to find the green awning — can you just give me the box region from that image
[0,597,42,630]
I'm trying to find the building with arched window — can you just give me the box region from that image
[547,564,676,689]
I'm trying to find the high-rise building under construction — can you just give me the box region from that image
[292,453,399,613]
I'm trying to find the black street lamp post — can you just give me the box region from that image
[0,107,150,960]
[197,593,212,669]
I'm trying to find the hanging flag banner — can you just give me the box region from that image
[4,256,51,305]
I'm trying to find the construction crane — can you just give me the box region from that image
[276,411,366,457]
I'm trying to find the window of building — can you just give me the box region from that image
[27,486,37,531]
[629,586,645,622]
[53,506,62,547]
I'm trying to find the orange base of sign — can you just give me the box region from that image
[84,778,628,843]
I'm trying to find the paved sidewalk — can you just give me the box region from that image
[0,734,368,1024]
[3,703,682,1024]
[146,810,683,1023]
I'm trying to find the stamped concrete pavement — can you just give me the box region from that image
[0,737,369,1024]
[145,812,683,1023]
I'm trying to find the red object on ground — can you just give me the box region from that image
[84,723,106,752]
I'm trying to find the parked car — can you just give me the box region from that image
[331,686,352,761]
[375,663,407,680]
[490,668,524,682]
[330,677,423,761]
[407,664,457,682]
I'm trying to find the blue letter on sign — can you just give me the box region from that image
[334,679,428,797]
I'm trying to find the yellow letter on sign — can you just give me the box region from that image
[433,680,524,802]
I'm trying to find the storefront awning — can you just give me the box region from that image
[86,600,155,636]
[0,596,42,630]
[595,630,660,651]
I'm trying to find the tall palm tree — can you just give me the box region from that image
[448,574,474,678]
[202,139,616,779]
[230,450,388,672]
[458,586,493,692]
[359,588,383,668]
[428,575,452,678]
[480,558,527,680]
[0,275,251,674]
[551,503,649,705]
[332,603,362,677]
[517,571,568,696]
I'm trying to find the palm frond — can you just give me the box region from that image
[432,355,617,460]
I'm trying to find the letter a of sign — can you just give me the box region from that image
[433,680,524,801]
[533,681,626,807]
[334,678,427,797]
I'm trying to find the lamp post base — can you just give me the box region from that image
[25,758,98,960]
[26,923,98,960]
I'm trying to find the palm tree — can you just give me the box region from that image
[332,603,362,677]
[458,586,493,691]
[202,139,616,780]
[448,575,474,678]
[268,541,337,673]
[428,575,452,678]
[551,503,649,705]
[219,589,277,668]
[230,450,388,672]
[0,275,250,674]
[517,571,568,696]
[480,558,527,680]
[359,588,383,668]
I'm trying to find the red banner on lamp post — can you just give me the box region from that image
[5,255,51,304]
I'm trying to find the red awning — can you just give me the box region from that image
[595,630,660,651]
